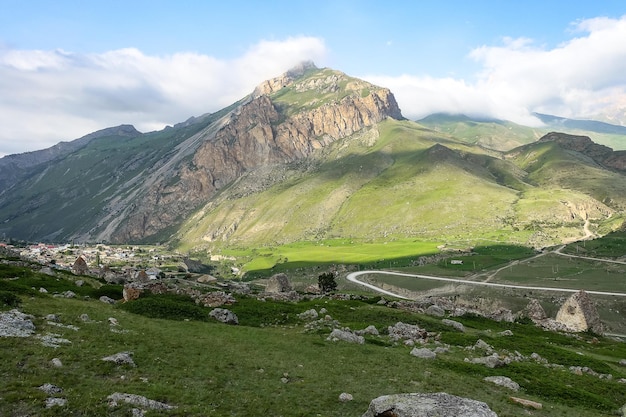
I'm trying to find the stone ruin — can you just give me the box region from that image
[265,273,293,293]
[555,290,604,334]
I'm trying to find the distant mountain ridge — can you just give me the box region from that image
[0,66,625,251]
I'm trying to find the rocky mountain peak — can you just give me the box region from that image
[253,61,318,97]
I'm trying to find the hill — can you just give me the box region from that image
[0,65,625,269]
[1,253,625,416]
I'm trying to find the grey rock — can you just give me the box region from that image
[51,358,63,367]
[38,333,72,348]
[388,322,427,343]
[107,392,176,410]
[298,309,319,320]
[619,359,626,367]
[442,319,465,332]
[498,330,513,336]
[474,339,494,353]
[39,287,48,293]
[265,273,293,293]
[45,397,67,408]
[410,348,436,359]
[327,328,364,344]
[38,383,63,395]
[0,309,36,338]
[484,376,520,391]
[45,314,60,322]
[102,351,136,367]
[99,296,116,304]
[339,392,354,402]
[361,392,498,417]
[355,325,380,336]
[209,308,239,325]
[79,314,91,322]
[426,305,445,317]
[469,354,506,369]
[75,280,85,287]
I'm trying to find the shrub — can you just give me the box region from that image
[318,272,337,293]
[0,291,21,307]
[117,294,208,321]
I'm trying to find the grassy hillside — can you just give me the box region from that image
[1,260,626,416]
[174,118,625,273]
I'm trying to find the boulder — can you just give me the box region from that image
[484,376,520,391]
[265,273,293,293]
[107,392,176,410]
[298,309,319,320]
[426,305,445,317]
[327,328,364,344]
[410,348,436,359]
[102,351,136,367]
[361,392,498,417]
[339,392,354,402]
[209,308,239,325]
[509,396,542,410]
[0,309,35,338]
[442,319,464,332]
[99,296,116,304]
[388,322,427,343]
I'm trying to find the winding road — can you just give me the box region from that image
[346,245,626,299]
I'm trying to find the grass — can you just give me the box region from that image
[2,260,626,416]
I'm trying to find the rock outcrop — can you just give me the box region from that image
[361,393,498,417]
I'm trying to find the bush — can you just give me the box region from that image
[318,272,337,293]
[0,291,21,307]
[117,294,208,321]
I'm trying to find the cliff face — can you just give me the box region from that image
[110,65,403,242]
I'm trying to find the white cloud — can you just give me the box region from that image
[363,15,626,126]
[0,37,327,156]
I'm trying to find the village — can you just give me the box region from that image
[3,242,217,284]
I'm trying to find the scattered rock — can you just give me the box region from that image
[426,304,445,317]
[107,392,176,410]
[0,309,36,338]
[99,296,116,304]
[474,339,494,353]
[498,330,513,336]
[108,317,119,326]
[45,397,67,408]
[484,376,520,391]
[355,325,380,336]
[509,396,542,410]
[339,392,354,402]
[45,314,61,322]
[38,383,63,395]
[195,291,236,308]
[361,392,498,417]
[75,280,84,287]
[54,290,76,299]
[388,322,427,343]
[410,347,436,359]
[51,358,63,367]
[619,359,626,367]
[209,308,239,325]
[37,333,71,348]
[79,314,92,322]
[327,328,364,344]
[442,319,464,332]
[39,287,48,293]
[102,351,136,367]
[468,354,506,369]
[298,309,319,320]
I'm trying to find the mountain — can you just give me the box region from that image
[0,62,402,243]
[0,64,625,253]
[418,112,626,152]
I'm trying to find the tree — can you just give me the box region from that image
[318,272,337,293]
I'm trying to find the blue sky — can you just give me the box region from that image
[1,0,626,155]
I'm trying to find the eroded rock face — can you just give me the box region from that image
[361,392,498,417]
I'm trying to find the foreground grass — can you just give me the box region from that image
[2,270,626,416]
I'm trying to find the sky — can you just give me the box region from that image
[1,0,626,156]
